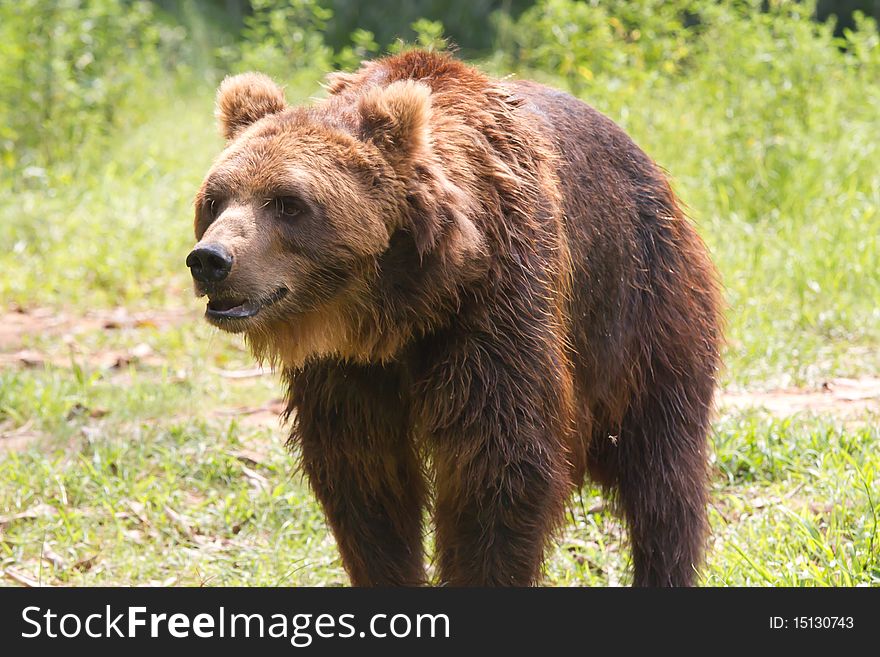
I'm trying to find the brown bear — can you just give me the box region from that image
[187,50,722,587]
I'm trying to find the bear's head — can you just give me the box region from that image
[188,70,484,366]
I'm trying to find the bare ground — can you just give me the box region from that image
[717,378,880,417]
[0,305,195,352]
[0,307,196,377]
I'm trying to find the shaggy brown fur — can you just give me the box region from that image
[189,51,722,587]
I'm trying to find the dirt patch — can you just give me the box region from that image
[0,305,198,372]
[211,398,288,429]
[0,421,47,453]
[0,305,196,352]
[0,342,171,371]
[214,378,880,432]
[718,377,880,417]
[216,379,880,428]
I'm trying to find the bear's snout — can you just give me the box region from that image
[186,243,233,284]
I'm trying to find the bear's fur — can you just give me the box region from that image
[189,51,722,586]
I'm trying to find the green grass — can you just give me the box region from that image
[0,419,343,586]
[2,2,879,586]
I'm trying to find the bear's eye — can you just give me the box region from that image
[274,196,305,219]
[204,197,220,221]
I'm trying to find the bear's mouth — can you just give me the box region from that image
[206,287,289,322]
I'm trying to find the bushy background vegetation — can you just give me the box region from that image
[1,0,878,586]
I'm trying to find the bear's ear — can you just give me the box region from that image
[324,70,358,95]
[215,73,287,141]
[357,80,431,163]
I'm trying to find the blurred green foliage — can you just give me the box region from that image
[3,0,878,173]
[228,0,334,79]
[0,0,187,169]
[317,0,533,52]
[3,0,877,172]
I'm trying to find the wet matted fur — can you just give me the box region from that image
[190,51,723,586]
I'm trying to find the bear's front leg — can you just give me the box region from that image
[417,334,574,586]
[287,360,426,586]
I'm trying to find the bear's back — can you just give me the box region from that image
[508,79,720,424]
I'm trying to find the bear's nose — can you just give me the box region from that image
[186,243,233,283]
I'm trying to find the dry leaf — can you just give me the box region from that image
[41,543,66,569]
[163,505,194,538]
[73,554,99,572]
[240,464,269,491]
[16,350,45,367]
[227,448,267,466]
[3,569,50,587]
[0,503,58,526]
[213,366,271,379]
